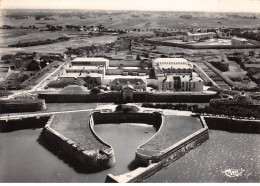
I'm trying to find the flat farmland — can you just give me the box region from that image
[0,31,117,55]
[2,11,260,30]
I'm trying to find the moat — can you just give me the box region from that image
[0,123,156,182]
[0,123,259,182]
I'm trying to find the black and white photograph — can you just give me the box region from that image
[0,0,260,183]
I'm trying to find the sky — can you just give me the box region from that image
[1,0,260,12]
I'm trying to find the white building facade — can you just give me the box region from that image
[153,58,203,91]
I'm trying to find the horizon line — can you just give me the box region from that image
[1,8,260,14]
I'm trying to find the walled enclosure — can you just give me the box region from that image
[106,116,209,183]
[38,91,217,103]
[1,107,209,182]
[145,38,260,49]
[0,99,46,113]
[40,110,208,180]
[42,113,115,173]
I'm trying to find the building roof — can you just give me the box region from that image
[162,75,202,83]
[158,64,192,69]
[153,58,189,63]
[68,66,104,70]
[72,57,109,62]
[60,72,102,78]
[187,32,216,36]
[111,78,146,85]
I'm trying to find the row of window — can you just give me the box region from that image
[155,62,189,65]
[161,82,197,89]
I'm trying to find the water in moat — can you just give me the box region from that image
[1,125,259,182]
[0,123,156,182]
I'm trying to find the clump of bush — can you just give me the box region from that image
[142,103,199,111]
[193,105,260,118]
[47,78,86,88]
[90,87,101,94]
[9,37,70,47]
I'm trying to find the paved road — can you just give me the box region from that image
[0,108,94,120]
[2,60,68,100]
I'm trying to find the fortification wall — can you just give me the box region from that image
[203,116,260,133]
[42,115,115,172]
[145,39,260,49]
[204,62,234,87]
[0,99,46,113]
[193,64,214,86]
[92,112,162,130]
[138,92,217,103]
[0,116,49,132]
[39,91,217,103]
[38,92,122,103]
[106,116,209,183]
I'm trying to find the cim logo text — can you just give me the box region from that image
[222,168,245,177]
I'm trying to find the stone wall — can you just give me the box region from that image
[193,64,215,86]
[42,115,115,172]
[0,99,46,113]
[39,91,217,103]
[145,39,260,49]
[106,116,209,183]
[203,116,260,133]
[38,92,122,103]
[92,112,162,130]
[135,116,209,165]
[204,62,234,87]
[105,162,165,183]
[0,116,49,132]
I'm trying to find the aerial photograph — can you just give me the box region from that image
[0,0,260,183]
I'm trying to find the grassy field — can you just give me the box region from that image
[1,10,260,56]
[0,31,117,55]
[51,111,108,151]
[140,115,203,153]
[47,78,86,88]
[2,10,260,30]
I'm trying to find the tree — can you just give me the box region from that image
[140,61,148,69]
[90,87,100,94]
[84,76,98,88]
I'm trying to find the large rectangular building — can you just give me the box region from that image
[70,57,109,68]
[64,57,109,78]
[158,75,203,91]
[183,32,217,42]
[153,58,203,91]
[153,58,193,79]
